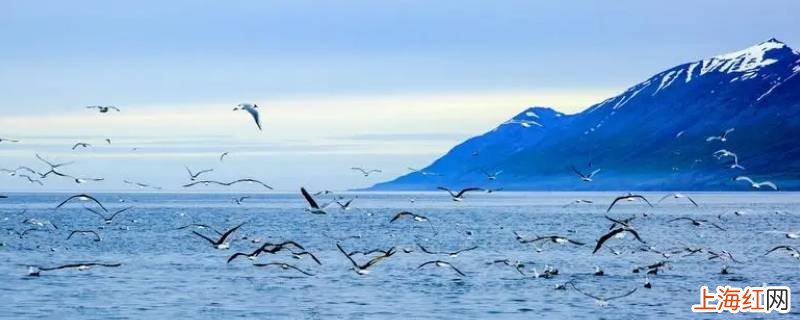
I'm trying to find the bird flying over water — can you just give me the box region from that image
[734,176,778,190]
[183,179,272,190]
[417,260,466,277]
[219,152,230,161]
[0,137,20,143]
[191,222,245,249]
[336,242,396,275]
[27,262,121,276]
[657,193,698,207]
[417,244,478,257]
[233,103,262,130]
[481,170,503,181]
[72,142,91,150]
[572,166,601,182]
[593,227,645,254]
[668,217,726,231]
[300,187,334,214]
[67,230,102,242]
[567,281,638,306]
[437,187,482,202]
[56,194,108,212]
[606,193,653,213]
[86,105,120,113]
[706,128,734,142]
[351,167,382,177]
[83,206,133,224]
[185,166,214,181]
[252,262,314,276]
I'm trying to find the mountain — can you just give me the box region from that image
[370,39,800,191]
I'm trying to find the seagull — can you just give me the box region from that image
[227,241,306,263]
[713,149,745,170]
[185,166,214,181]
[515,233,585,247]
[668,217,726,231]
[486,259,526,276]
[233,196,250,205]
[593,227,645,254]
[632,261,671,274]
[351,167,382,177]
[72,142,91,150]
[105,138,112,144]
[0,137,20,143]
[68,175,105,184]
[604,215,636,230]
[83,206,133,224]
[564,199,594,207]
[763,230,800,239]
[606,193,653,213]
[252,262,314,276]
[336,243,395,275]
[408,168,440,176]
[183,179,272,190]
[764,245,800,259]
[219,152,230,162]
[21,218,58,229]
[417,260,466,277]
[86,105,120,113]
[56,194,108,212]
[300,187,334,214]
[175,224,222,235]
[335,199,354,210]
[568,282,638,306]
[6,228,47,239]
[290,251,322,265]
[417,244,478,257]
[390,211,429,223]
[707,250,741,263]
[706,128,734,142]
[657,193,698,207]
[481,170,503,181]
[572,166,601,182]
[734,176,778,190]
[233,103,262,130]
[67,230,101,242]
[18,174,44,186]
[191,222,244,249]
[123,179,162,190]
[437,187,483,202]
[27,262,121,276]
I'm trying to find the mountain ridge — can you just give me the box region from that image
[369,39,800,191]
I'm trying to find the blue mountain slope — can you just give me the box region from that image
[370,39,800,191]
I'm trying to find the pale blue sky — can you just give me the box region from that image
[1,0,799,191]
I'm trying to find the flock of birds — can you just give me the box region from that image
[0,105,793,308]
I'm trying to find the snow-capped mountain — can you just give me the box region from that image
[370,39,800,191]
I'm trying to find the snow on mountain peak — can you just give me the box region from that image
[700,38,789,75]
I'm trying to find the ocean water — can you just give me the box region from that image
[0,191,798,319]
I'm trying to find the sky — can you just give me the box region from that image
[1,0,799,192]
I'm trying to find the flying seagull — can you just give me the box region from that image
[593,227,645,254]
[191,222,245,249]
[86,105,120,113]
[515,233,585,247]
[568,281,638,306]
[300,187,334,214]
[606,193,653,213]
[233,103,262,130]
[437,187,483,202]
[734,176,778,190]
[72,142,91,150]
[713,149,745,170]
[486,259,526,276]
[572,166,601,182]
[336,242,395,275]
[123,179,162,190]
[564,199,594,207]
[67,230,102,242]
[233,196,250,205]
[416,260,466,277]
[706,128,734,142]
[657,193,698,207]
[183,179,272,190]
[185,167,214,181]
[390,211,429,223]
[417,244,478,257]
[668,217,726,231]
[27,262,121,276]
[219,152,230,162]
[18,174,44,186]
[604,215,636,230]
[351,167,382,177]
[764,245,800,259]
[83,206,133,224]
[481,170,503,181]
[0,137,20,143]
[252,262,314,276]
[56,194,108,212]
[227,241,306,263]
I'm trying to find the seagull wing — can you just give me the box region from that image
[336,242,360,268]
[191,231,218,245]
[455,187,483,198]
[218,223,245,244]
[436,187,456,197]
[593,228,624,254]
[108,206,133,220]
[56,194,108,212]
[243,105,262,130]
[300,187,320,209]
